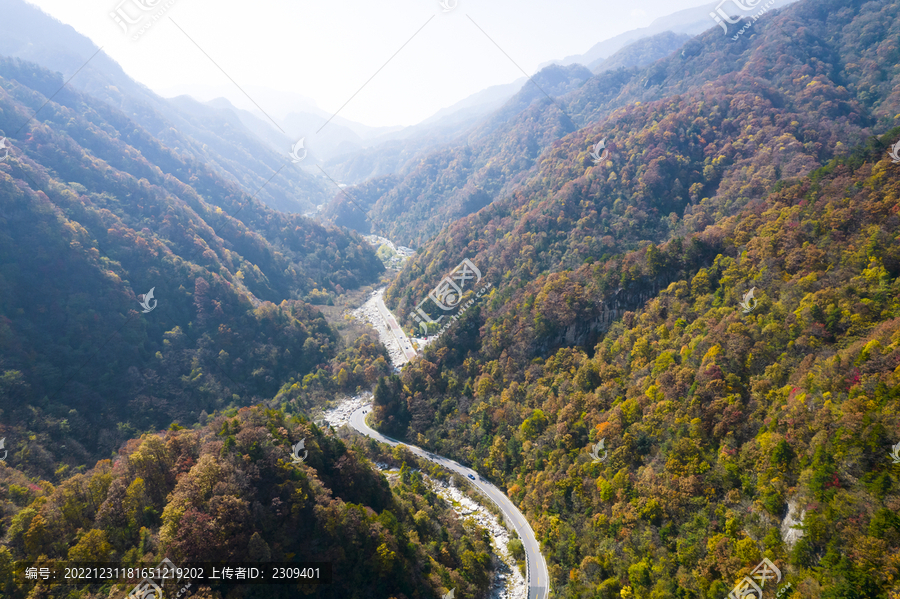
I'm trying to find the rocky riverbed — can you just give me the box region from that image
[327,395,527,599]
[431,479,527,599]
[321,393,371,429]
[348,289,409,367]
[375,465,526,599]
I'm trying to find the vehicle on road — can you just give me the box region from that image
[348,405,548,596]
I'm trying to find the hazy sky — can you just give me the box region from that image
[29,0,709,127]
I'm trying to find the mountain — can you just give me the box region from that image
[321,63,597,246]
[369,0,900,594]
[382,0,896,282]
[281,111,369,164]
[315,7,715,197]
[160,83,403,142]
[162,78,530,189]
[545,0,802,71]
[318,78,529,186]
[380,130,900,597]
[0,406,493,599]
[473,64,595,139]
[0,54,384,474]
[202,96,295,162]
[592,31,692,74]
[161,83,425,166]
[544,3,722,69]
[320,24,721,241]
[316,8,717,233]
[321,20,740,248]
[0,0,333,214]
[416,78,529,130]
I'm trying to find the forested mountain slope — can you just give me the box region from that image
[0,0,332,214]
[0,56,384,476]
[317,79,527,188]
[0,407,490,599]
[592,31,691,75]
[322,9,775,245]
[388,0,899,327]
[367,0,900,595]
[325,27,709,247]
[375,129,900,598]
[339,0,897,252]
[322,63,594,245]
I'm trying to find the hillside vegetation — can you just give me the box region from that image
[0,57,384,475]
[388,0,899,325]
[375,129,900,598]
[3,0,900,597]
[369,0,900,595]
[375,124,900,598]
[0,406,491,599]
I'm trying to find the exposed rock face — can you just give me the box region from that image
[781,499,806,549]
[539,275,675,353]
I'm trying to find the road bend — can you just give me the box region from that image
[349,405,550,599]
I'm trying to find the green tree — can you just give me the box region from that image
[67,529,112,562]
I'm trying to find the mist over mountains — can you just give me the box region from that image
[0,0,333,213]
[1,0,899,597]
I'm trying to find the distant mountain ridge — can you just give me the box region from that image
[321,31,707,246]
[592,31,691,74]
[387,0,900,318]
[0,53,383,467]
[0,0,333,214]
[320,63,598,244]
[164,79,530,181]
[542,0,802,70]
[542,3,715,68]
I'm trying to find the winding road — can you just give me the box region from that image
[349,405,550,599]
[374,289,418,362]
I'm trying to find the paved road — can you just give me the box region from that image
[349,405,550,599]
[373,289,418,362]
